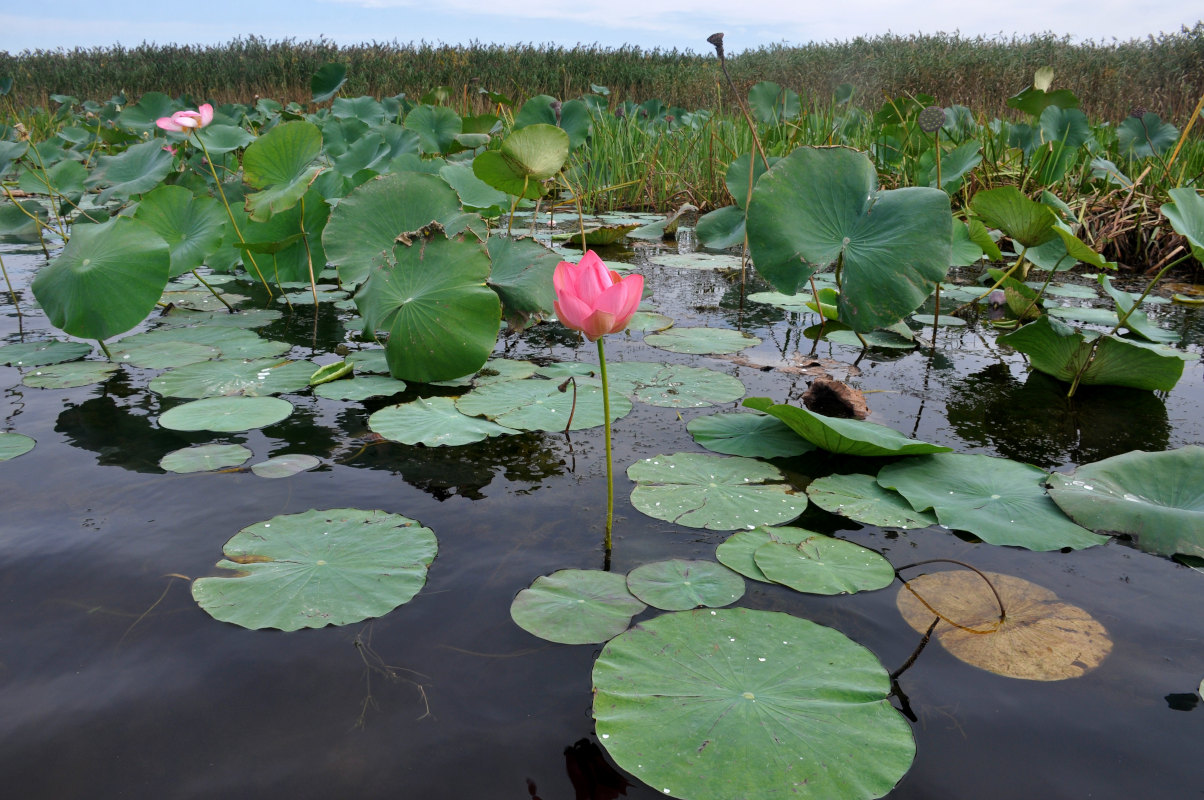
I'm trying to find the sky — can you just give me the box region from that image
[1,0,1200,54]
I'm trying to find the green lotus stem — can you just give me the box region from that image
[194,135,272,298]
[952,246,1030,314]
[97,339,113,360]
[930,283,940,350]
[597,337,614,556]
[189,268,233,312]
[0,251,18,311]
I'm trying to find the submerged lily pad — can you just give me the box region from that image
[370,397,516,446]
[687,412,815,458]
[897,570,1112,680]
[0,432,36,461]
[1046,446,1204,558]
[250,454,321,478]
[806,473,938,529]
[158,396,293,432]
[159,444,252,473]
[192,508,437,631]
[625,559,745,611]
[644,327,761,355]
[510,569,646,644]
[628,452,804,530]
[744,398,950,457]
[0,340,92,367]
[593,608,916,800]
[753,533,896,595]
[22,361,119,389]
[878,453,1106,551]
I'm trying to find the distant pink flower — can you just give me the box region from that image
[156,103,214,133]
[553,251,644,341]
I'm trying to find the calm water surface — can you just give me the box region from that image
[1,234,1202,799]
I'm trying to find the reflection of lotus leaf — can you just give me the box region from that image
[896,570,1112,681]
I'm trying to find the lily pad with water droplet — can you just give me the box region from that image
[345,350,390,374]
[0,432,36,461]
[314,375,408,401]
[716,526,827,583]
[159,396,293,432]
[897,570,1111,680]
[644,327,761,355]
[151,358,316,398]
[753,533,895,595]
[807,473,938,529]
[744,397,950,457]
[22,361,120,389]
[121,327,289,361]
[159,443,252,473]
[628,452,803,531]
[687,411,815,458]
[455,377,631,432]
[510,569,646,644]
[645,252,744,271]
[625,559,745,611]
[250,453,321,478]
[593,608,915,800]
[878,453,1106,551]
[607,361,746,408]
[626,311,674,332]
[370,396,516,446]
[111,340,219,369]
[192,508,437,631]
[1046,446,1204,558]
[0,340,92,367]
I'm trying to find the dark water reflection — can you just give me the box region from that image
[2,238,1204,799]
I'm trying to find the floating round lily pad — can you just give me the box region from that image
[628,452,804,531]
[625,559,745,610]
[626,311,674,332]
[593,608,915,800]
[455,377,631,432]
[878,453,1106,551]
[510,569,646,644]
[823,328,916,349]
[687,412,815,458]
[645,252,744,271]
[0,432,35,461]
[716,526,826,583]
[753,533,895,595]
[345,349,390,374]
[1046,306,1120,326]
[911,314,966,327]
[748,290,821,314]
[644,327,761,355]
[159,396,293,432]
[0,340,92,367]
[1046,446,1204,558]
[806,473,938,529]
[22,361,120,389]
[897,570,1112,680]
[313,375,408,401]
[1034,282,1098,299]
[192,508,437,631]
[607,361,746,408]
[744,397,950,457]
[156,307,283,329]
[370,397,516,446]
[159,443,252,473]
[151,358,316,398]
[111,340,219,369]
[250,453,321,478]
[123,327,289,360]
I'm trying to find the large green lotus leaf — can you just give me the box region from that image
[31,217,170,341]
[404,104,462,155]
[0,340,92,367]
[716,526,827,583]
[1161,188,1204,263]
[687,412,815,458]
[753,533,896,595]
[806,473,937,529]
[133,184,227,276]
[22,361,119,388]
[0,198,49,238]
[115,91,176,131]
[691,205,746,249]
[250,454,320,478]
[877,453,1106,551]
[626,559,745,611]
[969,186,1058,248]
[485,236,558,329]
[998,315,1187,391]
[159,443,252,474]
[1118,112,1178,159]
[19,159,87,201]
[823,326,920,351]
[0,432,36,461]
[121,327,288,360]
[510,569,646,645]
[1046,446,1204,557]
[311,62,348,103]
[369,396,516,446]
[0,140,29,174]
[192,508,437,631]
[323,171,465,286]
[644,327,761,355]
[85,139,173,204]
[746,146,951,332]
[192,124,256,155]
[1097,275,1179,343]
[743,397,950,456]
[628,452,804,531]
[593,608,915,800]
[472,124,569,199]
[1039,105,1090,151]
[606,362,746,408]
[749,81,801,124]
[242,120,324,221]
[155,306,283,330]
[355,236,500,383]
[314,374,408,401]
[151,358,316,398]
[158,396,293,432]
[454,376,631,431]
[440,161,509,216]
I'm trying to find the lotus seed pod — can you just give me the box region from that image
[918,105,947,133]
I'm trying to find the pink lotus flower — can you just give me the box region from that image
[553,251,644,341]
[156,103,214,133]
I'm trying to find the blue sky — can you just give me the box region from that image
[1,0,1200,54]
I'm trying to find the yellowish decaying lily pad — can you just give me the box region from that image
[896,570,1112,681]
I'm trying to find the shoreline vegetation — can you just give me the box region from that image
[2,27,1203,120]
